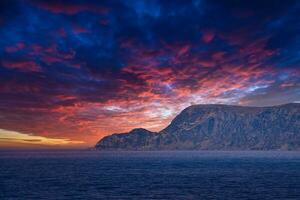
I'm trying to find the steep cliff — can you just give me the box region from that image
[95,103,300,150]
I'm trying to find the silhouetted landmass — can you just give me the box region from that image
[95,103,300,150]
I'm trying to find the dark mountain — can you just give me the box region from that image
[95,103,300,150]
[95,128,155,150]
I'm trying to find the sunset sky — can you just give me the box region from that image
[0,0,299,148]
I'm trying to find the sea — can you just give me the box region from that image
[0,150,299,200]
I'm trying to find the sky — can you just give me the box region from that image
[0,0,299,148]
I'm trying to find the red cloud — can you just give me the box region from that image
[177,44,191,56]
[42,55,62,64]
[202,29,215,43]
[2,60,41,72]
[73,24,89,34]
[31,44,43,53]
[29,44,76,65]
[5,42,26,53]
[35,2,109,15]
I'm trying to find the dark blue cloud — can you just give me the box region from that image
[0,0,299,144]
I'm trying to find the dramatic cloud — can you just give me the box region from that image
[0,0,299,147]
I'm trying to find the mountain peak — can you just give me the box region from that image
[96,103,300,151]
[130,128,152,133]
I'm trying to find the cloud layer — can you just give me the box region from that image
[0,0,299,146]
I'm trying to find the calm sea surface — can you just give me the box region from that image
[0,150,299,200]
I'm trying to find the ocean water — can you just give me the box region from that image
[0,151,299,200]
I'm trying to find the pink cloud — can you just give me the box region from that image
[2,60,41,72]
[35,2,109,15]
[202,29,215,43]
[29,44,76,65]
[73,25,89,34]
[5,42,26,53]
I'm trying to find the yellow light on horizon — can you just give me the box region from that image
[0,129,84,147]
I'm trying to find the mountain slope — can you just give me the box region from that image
[95,103,300,150]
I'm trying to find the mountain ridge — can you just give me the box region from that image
[95,103,300,150]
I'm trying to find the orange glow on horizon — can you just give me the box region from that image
[0,129,85,149]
